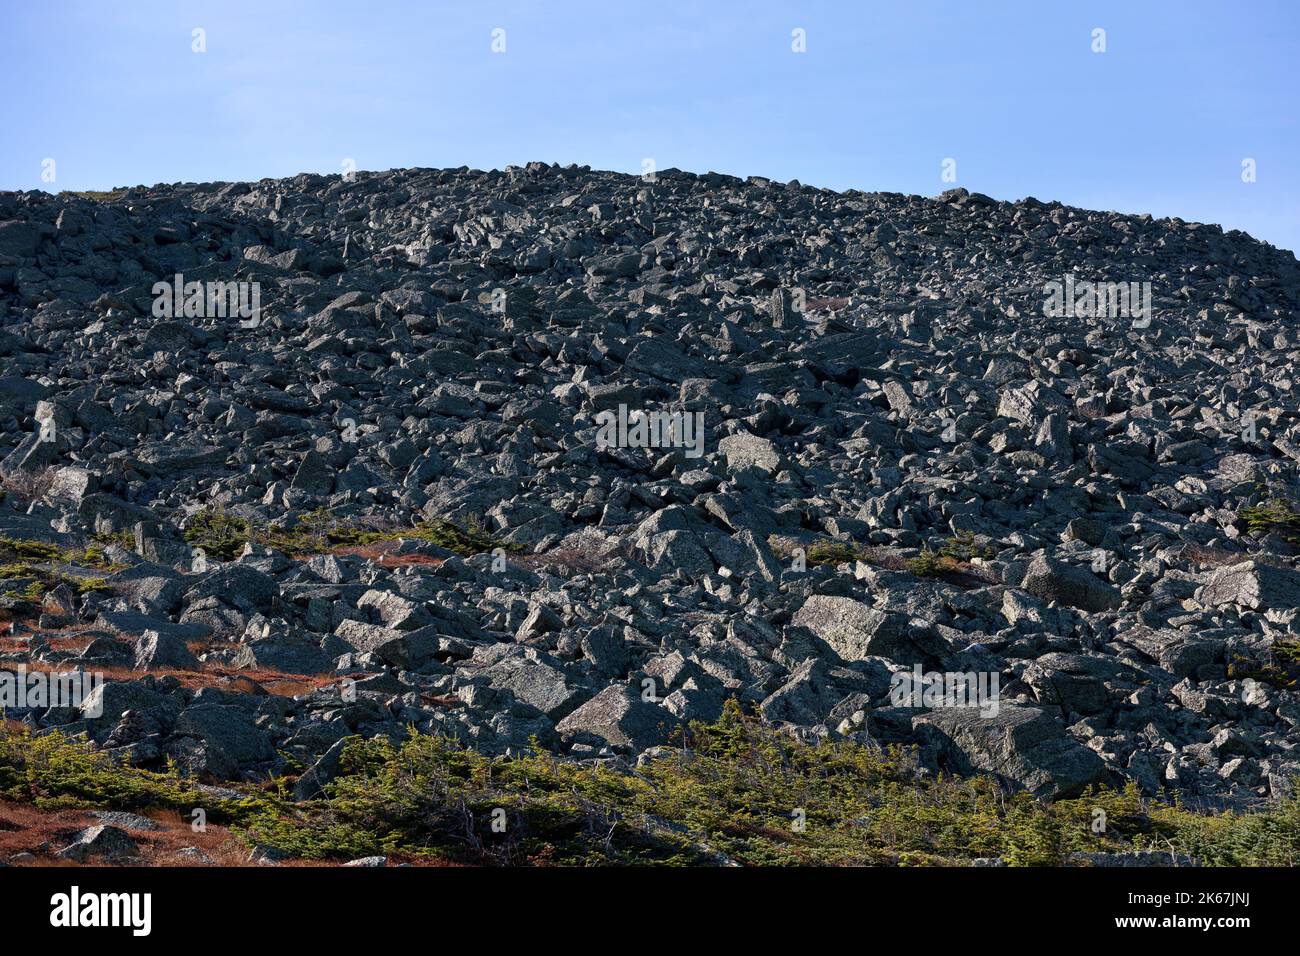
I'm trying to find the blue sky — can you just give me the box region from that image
[3,0,1297,252]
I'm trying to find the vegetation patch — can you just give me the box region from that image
[59,189,128,202]
[798,532,994,583]
[0,728,269,825]
[805,539,867,566]
[937,530,996,562]
[5,703,1297,866]
[0,537,125,602]
[1227,656,1296,690]
[1238,497,1300,545]
[905,548,958,577]
[182,507,519,561]
[1273,641,1300,667]
[91,529,136,550]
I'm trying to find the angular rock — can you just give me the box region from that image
[555,684,676,750]
[133,629,200,671]
[1196,561,1300,612]
[1019,554,1121,613]
[915,705,1111,799]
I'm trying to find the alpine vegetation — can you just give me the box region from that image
[1,163,1299,866]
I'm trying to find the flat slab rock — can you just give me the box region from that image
[1196,561,1300,611]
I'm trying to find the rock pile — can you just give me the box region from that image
[1,163,1298,805]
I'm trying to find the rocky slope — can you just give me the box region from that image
[1,162,1299,809]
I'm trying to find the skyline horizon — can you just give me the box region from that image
[22,157,1298,257]
[3,0,1296,253]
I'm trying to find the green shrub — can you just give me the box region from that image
[906,548,956,577]
[0,729,266,823]
[242,701,1300,866]
[938,531,995,562]
[1229,654,1297,689]
[1273,641,1300,667]
[805,540,864,566]
[182,508,254,560]
[59,189,127,202]
[4,707,1297,866]
[0,537,125,602]
[1238,497,1300,544]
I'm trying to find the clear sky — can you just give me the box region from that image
[3,0,1297,252]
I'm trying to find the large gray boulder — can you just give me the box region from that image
[183,564,278,613]
[173,703,274,764]
[79,679,182,734]
[915,705,1111,799]
[718,432,782,475]
[133,629,200,671]
[232,634,332,674]
[482,652,586,721]
[624,337,714,384]
[331,620,439,668]
[1196,561,1300,611]
[1021,653,1128,715]
[55,825,138,863]
[1019,554,1121,613]
[358,588,434,630]
[792,595,941,663]
[758,658,869,725]
[556,684,677,750]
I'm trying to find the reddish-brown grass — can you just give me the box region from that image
[0,801,460,867]
[331,541,445,568]
[82,663,338,697]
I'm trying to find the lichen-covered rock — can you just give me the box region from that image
[915,705,1112,799]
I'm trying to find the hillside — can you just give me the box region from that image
[1,163,1300,863]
